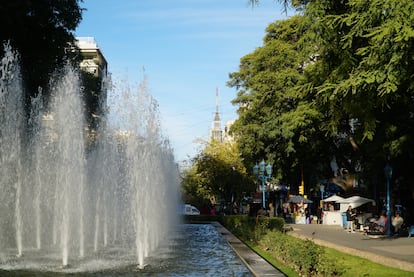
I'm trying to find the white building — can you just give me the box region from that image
[76,37,108,79]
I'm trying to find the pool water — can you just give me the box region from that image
[0,224,252,277]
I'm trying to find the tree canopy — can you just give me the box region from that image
[181,140,253,208]
[229,14,333,189]
[229,0,414,204]
[0,0,84,106]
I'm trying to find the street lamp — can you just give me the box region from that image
[320,184,325,200]
[384,163,393,236]
[253,160,272,208]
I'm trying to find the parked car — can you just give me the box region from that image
[180,204,200,215]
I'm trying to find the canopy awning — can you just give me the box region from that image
[337,196,376,212]
[321,195,345,202]
[339,196,375,206]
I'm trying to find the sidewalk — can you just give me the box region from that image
[285,223,414,272]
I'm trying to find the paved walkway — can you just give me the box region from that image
[285,223,414,272]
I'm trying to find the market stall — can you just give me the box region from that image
[287,195,313,224]
[321,195,345,226]
[322,195,375,226]
[337,196,375,227]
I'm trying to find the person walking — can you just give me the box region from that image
[346,205,356,233]
[392,212,404,235]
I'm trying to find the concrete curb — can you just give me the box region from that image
[211,221,285,277]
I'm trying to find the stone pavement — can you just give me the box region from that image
[212,221,285,277]
[285,223,414,272]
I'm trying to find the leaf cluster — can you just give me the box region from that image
[228,0,414,194]
[181,140,253,206]
[0,0,84,108]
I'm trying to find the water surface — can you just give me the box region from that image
[0,224,252,277]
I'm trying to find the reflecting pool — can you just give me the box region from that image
[0,224,252,277]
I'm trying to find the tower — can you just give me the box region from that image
[210,87,223,142]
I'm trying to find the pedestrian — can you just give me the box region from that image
[268,203,275,217]
[305,208,310,224]
[392,213,404,234]
[316,206,322,224]
[346,205,356,233]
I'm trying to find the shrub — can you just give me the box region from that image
[221,215,284,242]
[259,231,343,276]
[189,214,341,276]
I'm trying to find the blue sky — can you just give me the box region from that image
[75,0,288,162]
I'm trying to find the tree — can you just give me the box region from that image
[0,0,84,108]
[181,165,211,208]
[299,0,414,196]
[182,140,253,208]
[235,0,414,209]
[228,15,334,189]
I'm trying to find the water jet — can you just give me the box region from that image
[0,45,180,272]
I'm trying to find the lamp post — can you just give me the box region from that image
[384,163,393,236]
[320,184,325,200]
[253,160,272,209]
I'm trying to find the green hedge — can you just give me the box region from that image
[220,215,284,242]
[220,215,341,277]
[259,232,342,276]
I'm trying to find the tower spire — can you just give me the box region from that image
[216,87,219,114]
[213,87,220,122]
[210,87,223,142]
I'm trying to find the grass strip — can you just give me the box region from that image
[239,231,413,276]
[323,247,414,277]
[244,239,300,277]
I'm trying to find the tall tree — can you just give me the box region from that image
[300,0,414,195]
[0,0,84,107]
[181,165,211,208]
[236,0,414,212]
[228,15,333,189]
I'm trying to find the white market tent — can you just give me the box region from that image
[321,195,376,226]
[322,195,345,203]
[321,195,375,212]
[338,196,376,212]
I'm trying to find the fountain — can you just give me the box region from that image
[0,44,181,273]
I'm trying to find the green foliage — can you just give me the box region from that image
[228,14,334,186]
[229,0,414,197]
[259,232,343,276]
[0,0,84,107]
[221,215,284,242]
[221,213,411,276]
[181,165,211,208]
[221,215,341,276]
[181,140,254,207]
[323,247,414,277]
[302,0,414,188]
